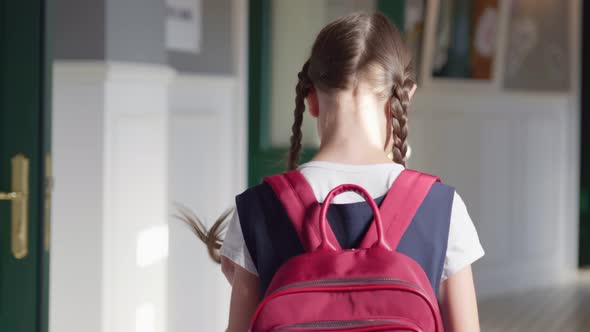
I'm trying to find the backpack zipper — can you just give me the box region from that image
[270,277,419,293]
[270,318,422,331]
[251,278,441,332]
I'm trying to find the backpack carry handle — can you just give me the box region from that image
[265,170,439,254]
[318,184,392,251]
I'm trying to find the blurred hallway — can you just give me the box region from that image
[43,0,587,331]
[480,270,590,331]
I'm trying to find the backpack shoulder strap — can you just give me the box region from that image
[358,169,440,250]
[263,171,342,252]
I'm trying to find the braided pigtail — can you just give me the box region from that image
[389,76,414,166]
[288,60,313,170]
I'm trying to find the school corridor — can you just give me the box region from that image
[480,270,590,331]
[1,0,589,331]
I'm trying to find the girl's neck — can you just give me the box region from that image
[312,90,393,165]
[312,142,393,165]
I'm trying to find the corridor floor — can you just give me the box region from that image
[479,270,590,331]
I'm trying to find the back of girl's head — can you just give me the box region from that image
[289,13,415,169]
[183,12,415,263]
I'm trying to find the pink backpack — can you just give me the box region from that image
[250,169,444,332]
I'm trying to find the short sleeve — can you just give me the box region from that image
[220,208,259,275]
[442,192,485,281]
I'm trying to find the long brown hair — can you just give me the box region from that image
[180,12,415,263]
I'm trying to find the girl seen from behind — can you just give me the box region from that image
[184,12,484,332]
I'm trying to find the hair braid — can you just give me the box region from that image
[389,78,412,166]
[288,60,312,170]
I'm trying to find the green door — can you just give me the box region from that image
[0,1,51,332]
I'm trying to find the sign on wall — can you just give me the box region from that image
[166,0,202,53]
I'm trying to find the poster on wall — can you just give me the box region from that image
[166,0,202,54]
[503,0,570,91]
[432,0,498,80]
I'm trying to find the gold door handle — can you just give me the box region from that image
[0,154,29,259]
[0,192,26,200]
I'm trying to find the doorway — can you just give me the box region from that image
[0,1,51,332]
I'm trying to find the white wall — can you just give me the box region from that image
[51,62,173,332]
[51,63,107,332]
[409,91,579,297]
[103,63,172,332]
[166,1,248,331]
[167,75,235,332]
[51,64,245,332]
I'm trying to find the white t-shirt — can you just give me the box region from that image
[221,161,484,281]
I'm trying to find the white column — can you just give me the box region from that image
[102,63,174,332]
[167,74,236,332]
[51,62,108,332]
[166,1,250,330]
[51,61,174,332]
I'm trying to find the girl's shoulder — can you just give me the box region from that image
[237,162,457,209]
